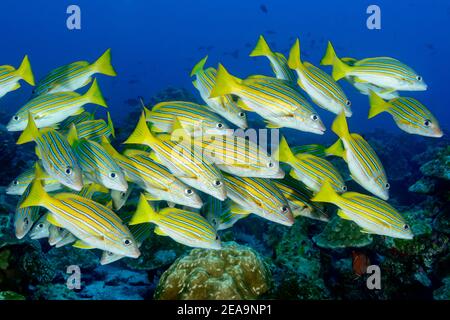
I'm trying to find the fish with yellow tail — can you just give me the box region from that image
[101,137,203,208]
[368,91,443,138]
[29,214,51,240]
[7,79,108,132]
[67,124,128,192]
[321,41,427,91]
[223,173,294,226]
[6,163,62,195]
[48,226,77,248]
[274,136,347,194]
[72,112,115,143]
[312,182,413,239]
[249,35,297,82]
[209,64,325,134]
[123,112,227,201]
[191,56,248,129]
[17,113,83,191]
[329,112,390,200]
[288,39,352,117]
[32,48,117,96]
[0,55,35,99]
[130,194,221,250]
[19,178,140,258]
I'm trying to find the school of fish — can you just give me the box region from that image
[2,35,443,264]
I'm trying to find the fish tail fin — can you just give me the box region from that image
[106,112,116,138]
[130,194,158,225]
[331,112,350,140]
[325,139,345,157]
[92,48,117,76]
[19,178,52,209]
[83,79,108,108]
[273,136,296,164]
[287,38,304,70]
[122,111,156,147]
[17,112,40,145]
[190,55,208,76]
[311,181,339,204]
[320,41,339,66]
[249,35,272,57]
[66,124,79,146]
[368,91,390,119]
[16,55,35,86]
[209,64,242,98]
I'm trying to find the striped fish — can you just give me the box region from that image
[7,79,108,132]
[32,48,117,96]
[340,57,399,100]
[193,134,284,178]
[102,138,203,208]
[291,144,327,158]
[312,182,413,239]
[20,179,140,258]
[0,55,35,99]
[321,41,427,91]
[29,214,51,240]
[288,39,352,116]
[330,112,390,200]
[59,111,95,130]
[101,210,152,265]
[14,183,41,239]
[72,112,115,142]
[275,136,347,193]
[369,92,443,138]
[203,197,249,231]
[67,125,127,192]
[17,113,83,191]
[123,112,227,201]
[130,194,221,249]
[223,173,294,226]
[209,64,326,134]
[48,225,77,247]
[111,184,134,210]
[274,178,329,222]
[145,101,231,135]
[191,56,248,129]
[250,35,297,82]
[6,165,62,195]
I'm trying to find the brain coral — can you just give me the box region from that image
[154,242,271,300]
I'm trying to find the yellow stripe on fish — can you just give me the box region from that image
[288,39,352,116]
[209,64,326,134]
[0,55,35,99]
[6,164,62,195]
[7,79,108,132]
[32,48,117,96]
[368,91,443,138]
[312,182,413,239]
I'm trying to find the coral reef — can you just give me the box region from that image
[154,242,271,300]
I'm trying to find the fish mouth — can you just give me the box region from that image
[127,248,141,258]
[433,129,444,138]
[112,184,128,193]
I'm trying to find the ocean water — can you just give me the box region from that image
[0,0,449,301]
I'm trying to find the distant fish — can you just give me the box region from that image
[14,183,41,239]
[0,55,35,99]
[6,165,62,196]
[260,4,268,13]
[72,112,115,143]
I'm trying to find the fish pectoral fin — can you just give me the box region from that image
[46,214,64,228]
[143,193,161,201]
[336,209,352,221]
[72,240,95,249]
[263,120,282,128]
[154,226,168,236]
[352,78,368,83]
[12,82,21,91]
[230,203,252,215]
[359,228,374,234]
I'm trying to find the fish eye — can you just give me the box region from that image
[185,188,193,196]
[403,224,410,231]
[267,162,274,168]
[23,217,29,226]
[311,114,319,121]
[13,180,19,185]
[13,115,20,121]
[216,123,224,129]
[424,119,431,127]
[345,100,351,106]
[385,183,390,190]
[215,235,219,240]
[65,167,72,175]
[38,223,44,229]
[212,218,217,225]
[416,76,422,81]
[121,192,126,198]
[281,206,289,213]
[213,180,222,187]
[238,112,245,118]
[123,239,132,246]
[109,172,117,178]
[342,185,347,192]
[107,251,114,256]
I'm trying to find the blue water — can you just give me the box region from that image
[0,0,449,134]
